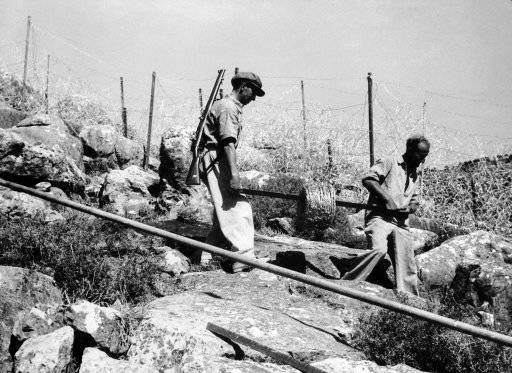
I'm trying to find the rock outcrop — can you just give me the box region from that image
[80,348,158,373]
[0,102,26,129]
[114,136,144,168]
[80,125,118,158]
[0,186,64,222]
[159,127,192,190]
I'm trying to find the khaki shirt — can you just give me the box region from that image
[202,94,243,148]
[363,155,419,226]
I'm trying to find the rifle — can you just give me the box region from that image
[186,69,226,185]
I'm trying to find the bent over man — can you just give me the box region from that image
[342,135,430,295]
[199,72,265,273]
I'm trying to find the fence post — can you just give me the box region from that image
[301,80,307,150]
[327,139,333,174]
[234,66,239,75]
[45,54,50,114]
[198,88,203,115]
[144,72,156,170]
[120,77,128,137]
[367,72,374,166]
[22,16,32,90]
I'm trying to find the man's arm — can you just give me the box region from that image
[362,179,398,210]
[222,138,241,194]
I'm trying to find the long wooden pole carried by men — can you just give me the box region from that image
[22,16,32,89]
[144,72,156,170]
[367,72,375,166]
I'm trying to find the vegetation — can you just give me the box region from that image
[0,71,44,112]
[0,211,165,305]
[354,292,512,373]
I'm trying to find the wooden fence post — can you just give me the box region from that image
[144,72,156,170]
[367,72,374,166]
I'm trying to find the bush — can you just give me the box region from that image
[354,292,512,373]
[0,71,44,112]
[0,211,164,305]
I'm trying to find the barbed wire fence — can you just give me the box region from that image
[1,18,512,235]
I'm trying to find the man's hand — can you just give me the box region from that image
[228,173,241,195]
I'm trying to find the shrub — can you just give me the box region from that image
[354,292,512,373]
[0,211,164,305]
[0,71,44,112]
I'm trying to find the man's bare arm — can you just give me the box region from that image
[222,139,240,194]
[362,179,398,210]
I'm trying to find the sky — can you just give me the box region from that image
[1,0,512,163]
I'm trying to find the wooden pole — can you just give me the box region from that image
[301,80,307,149]
[120,77,128,137]
[198,88,203,114]
[419,101,427,197]
[367,72,374,166]
[219,88,223,99]
[22,16,32,88]
[144,72,156,170]
[4,176,512,348]
[327,139,333,174]
[234,66,239,75]
[44,54,50,114]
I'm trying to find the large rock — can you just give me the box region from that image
[417,231,512,326]
[14,326,74,373]
[312,357,424,373]
[159,127,192,189]
[80,348,158,373]
[65,300,128,355]
[0,128,86,194]
[155,246,191,275]
[12,114,83,166]
[0,266,63,371]
[114,136,144,168]
[0,186,64,222]
[55,96,113,135]
[180,356,297,372]
[99,165,160,216]
[128,270,370,371]
[80,125,119,158]
[12,308,58,349]
[0,102,26,129]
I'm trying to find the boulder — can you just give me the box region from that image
[0,186,64,222]
[14,326,74,373]
[11,307,61,355]
[114,136,144,168]
[80,125,119,158]
[159,127,193,189]
[65,300,128,355]
[417,231,512,326]
[12,114,83,166]
[99,165,160,216]
[128,270,370,372]
[0,128,86,194]
[80,348,158,373]
[180,356,297,372]
[155,246,191,275]
[0,102,27,129]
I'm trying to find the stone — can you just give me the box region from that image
[0,186,64,222]
[65,300,129,355]
[85,175,105,201]
[0,102,27,129]
[115,136,144,168]
[312,357,424,372]
[99,165,160,216]
[14,326,74,373]
[0,128,86,194]
[417,230,512,326]
[409,215,471,241]
[266,217,295,235]
[80,125,119,158]
[128,270,366,371]
[79,347,158,373]
[0,266,62,366]
[159,127,193,189]
[156,246,191,275]
[11,115,83,166]
[12,308,57,348]
[83,154,119,175]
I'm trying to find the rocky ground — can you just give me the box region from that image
[1,95,512,372]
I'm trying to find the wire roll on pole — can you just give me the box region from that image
[2,177,512,347]
[296,183,337,231]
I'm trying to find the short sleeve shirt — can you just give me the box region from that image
[202,94,243,148]
[364,155,419,224]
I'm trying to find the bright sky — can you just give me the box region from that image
[1,0,512,163]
